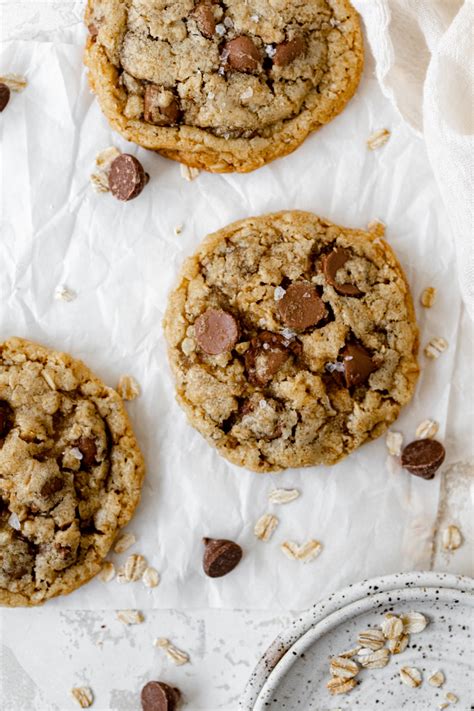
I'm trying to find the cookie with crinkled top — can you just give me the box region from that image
[163,211,419,472]
[0,338,145,606]
[84,0,363,172]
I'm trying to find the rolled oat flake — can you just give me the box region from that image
[401,439,446,479]
[108,153,149,201]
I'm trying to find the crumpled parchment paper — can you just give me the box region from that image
[0,35,461,610]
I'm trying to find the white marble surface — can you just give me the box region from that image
[0,3,473,710]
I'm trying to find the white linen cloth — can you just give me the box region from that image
[353,0,474,318]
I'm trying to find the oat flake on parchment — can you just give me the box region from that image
[180,164,200,181]
[357,629,385,651]
[98,561,116,582]
[400,611,428,634]
[367,128,391,150]
[387,633,409,654]
[424,336,448,359]
[116,609,144,625]
[280,539,322,563]
[117,375,141,401]
[400,666,422,687]
[326,676,357,695]
[54,284,76,302]
[254,513,279,541]
[114,532,136,554]
[420,286,437,308]
[0,73,28,91]
[329,656,359,679]
[142,566,160,588]
[124,553,147,582]
[268,488,300,504]
[71,687,94,708]
[357,647,390,669]
[386,431,403,456]
[442,524,463,551]
[381,614,404,640]
[154,638,190,665]
[415,419,439,439]
[428,670,445,687]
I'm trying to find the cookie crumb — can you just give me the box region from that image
[367,128,391,150]
[71,687,94,708]
[386,431,403,456]
[117,375,140,401]
[54,284,76,302]
[90,146,121,193]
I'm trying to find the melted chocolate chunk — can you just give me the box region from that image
[322,248,363,296]
[245,331,301,386]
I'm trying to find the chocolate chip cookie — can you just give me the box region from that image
[84,0,363,173]
[0,338,145,606]
[164,211,419,472]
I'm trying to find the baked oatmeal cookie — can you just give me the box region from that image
[0,338,145,606]
[84,0,363,172]
[164,211,419,472]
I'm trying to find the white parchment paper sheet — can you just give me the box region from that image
[0,35,461,610]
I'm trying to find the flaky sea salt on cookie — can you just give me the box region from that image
[0,338,145,606]
[163,211,419,472]
[84,0,363,173]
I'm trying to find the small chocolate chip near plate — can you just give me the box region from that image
[202,537,242,577]
[323,247,363,296]
[401,439,446,479]
[141,681,181,711]
[194,308,239,355]
[0,83,11,112]
[108,154,149,201]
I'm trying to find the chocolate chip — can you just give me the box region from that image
[40,475,64,498]
[144,85,181,126]
[77,436,97,468]
[273,36,306,67]
[0,401,13,438]
[193,1,216,38]
[224,36,261,73]
[194,308,239,355]
[341,342,376,387]
[202,538,242,578]
[141,681,181,711]
[277,282,327,331]
[245,331,300,386]
[108,154,149,201]
[322,248,363,297]
[0,83,10,113]
[401,439,446,480]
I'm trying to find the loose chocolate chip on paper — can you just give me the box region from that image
[401,439,446,479]
[0,83,11,112]
[341,342,376,387]
[194,308,239,355]
[273,36,306,67]
[245,331,300,386]
[141,681,181,711]
[108,154,149,201]
[202,538,242,577]
[277,282,327,331]
[322,248,363,296]
[193,1,216,39]
[224,36,261,73]
[77,436,98,468]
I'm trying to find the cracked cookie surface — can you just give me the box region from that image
[0,338,145,606]
[164,211,419,472]
[84,0,363,172]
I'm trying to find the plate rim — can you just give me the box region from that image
[239,571,474,710]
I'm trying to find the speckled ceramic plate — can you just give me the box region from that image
[240,572,474,710]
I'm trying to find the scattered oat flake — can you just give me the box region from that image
[124,553,147,582]
[114,532,136,554]
[254,513,279,541]
[357,647,390,669]
[90,146,121,193]
[381,614,403,640]
[98,561,116,582]
[442,524,463,551]
[327,677,357,695]
[268,488,300,504]
[420,286,437,308]
[357,629,385,651]
[428,670,445,687]
[387,633,409,654]
[367,128,391,150]
[280,539,322,563]
[142,566,160,588]
[415,419,439,439]
[180,164,200,181]
[116,567,128,584]
[400,666,422,687]
[424,336,448,359]
[154,638,190,665]
[55,284,76,302]
[0,73,27,91]
[439,705,449,710]
[174,224,183,235]
[338,646,361,659]
[71,687,94,708]
[386,431,403,456]
[117,375,140,401]
[445,692,458,703]
[401,611,428,634]
[116,609,144,625]
[330,656,359,679]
